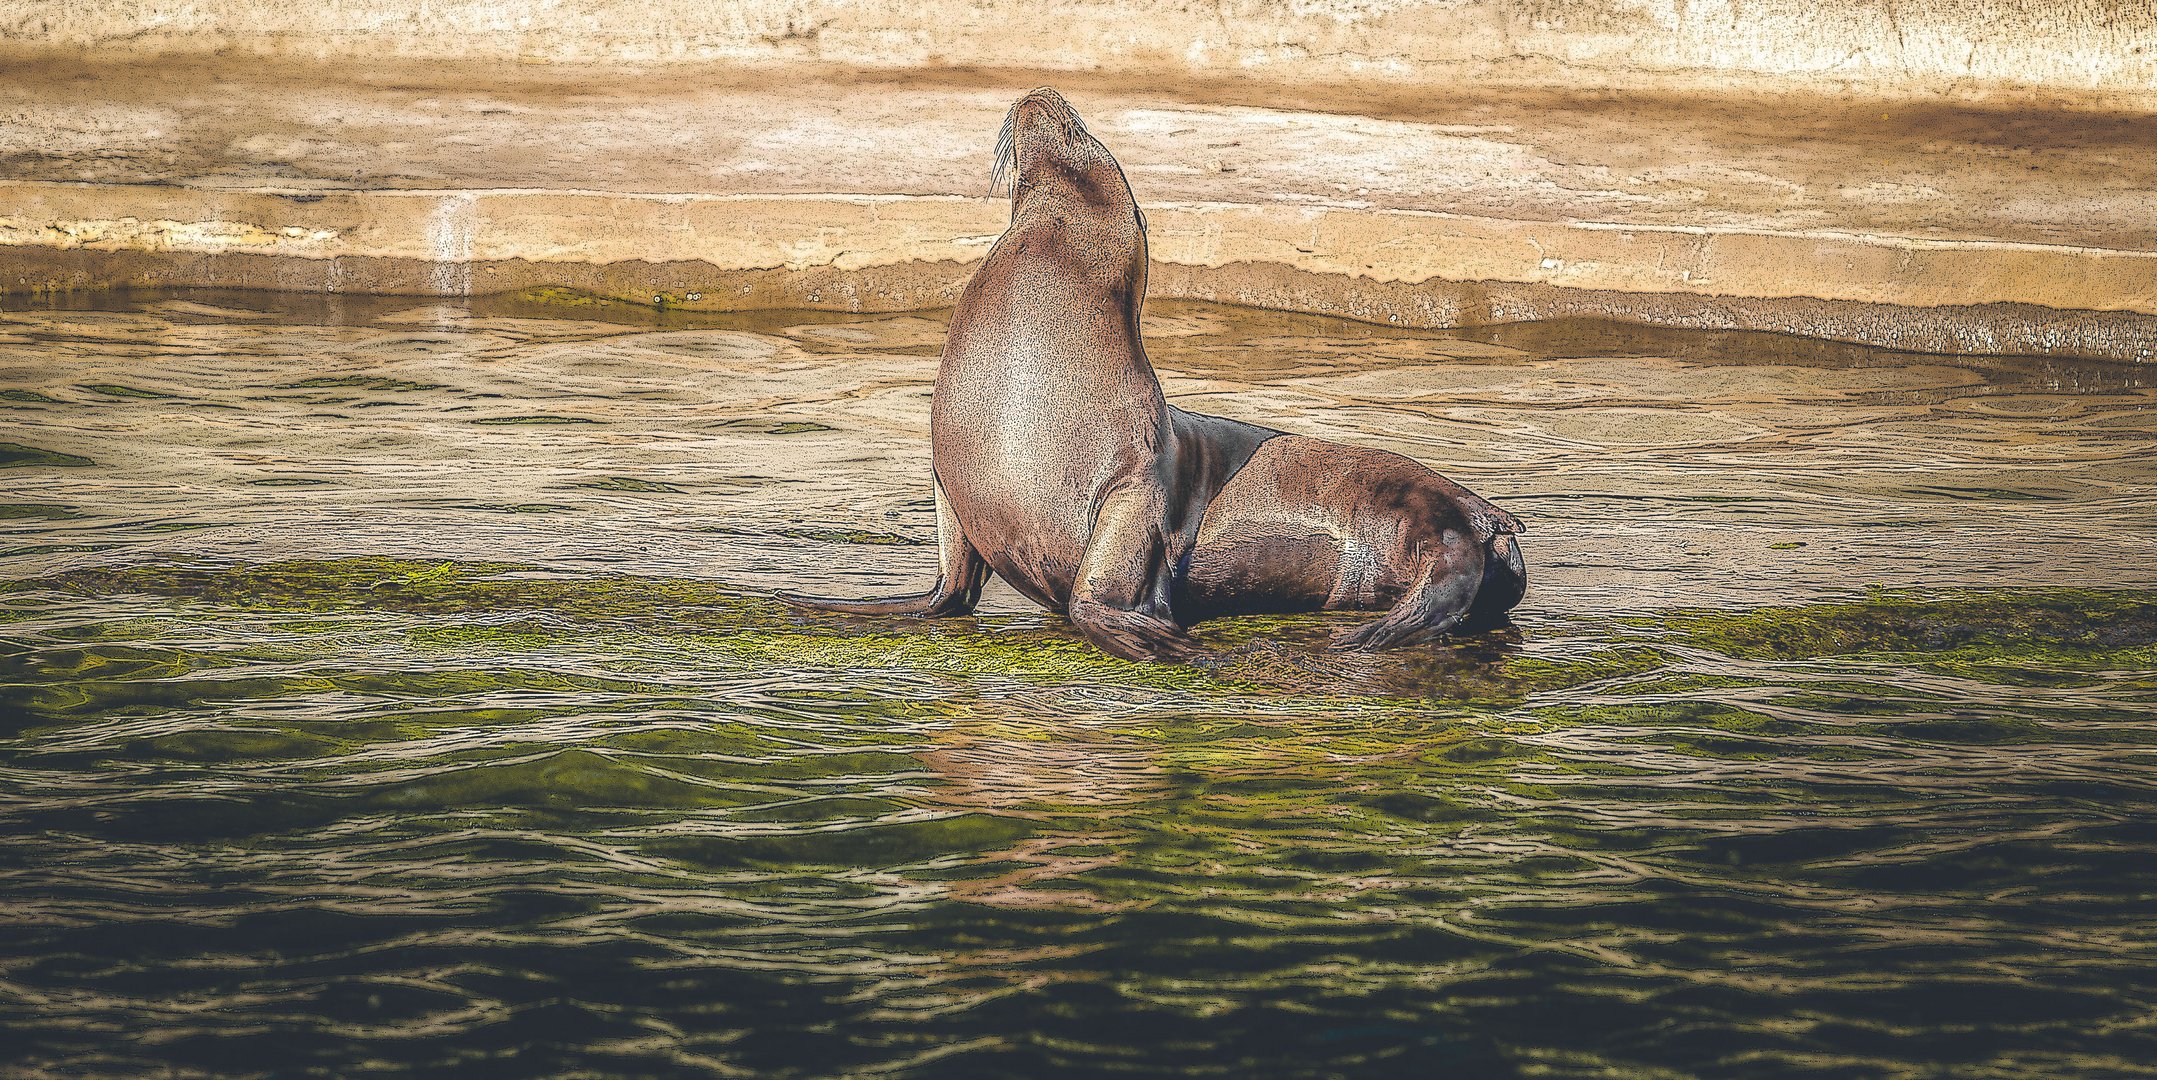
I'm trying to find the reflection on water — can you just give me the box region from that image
[2,291,2155,1076]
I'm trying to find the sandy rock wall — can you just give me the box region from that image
[5,1,2154,103]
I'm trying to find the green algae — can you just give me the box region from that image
[363,748,773,813]
[15,561,2157,715]
[0,504,81,520]
[1654,587,2157,674]
[76,384,173,399]
[578,476,685,493]
[0,389,59,404]
[473,415,599,425]
[701,627,1225,689]
[133,728,340,763]
[507,286,703,315]
[714,419,837,435]
[470,503,577,514]
[0,442,93,468]
[280,376,445,393]
[701,525,925,546]
[11,558,1218,692]
[0,543,121,558]
[784,527,922,545]
[509,286,623,309]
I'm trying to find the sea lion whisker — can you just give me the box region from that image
[990,101,1019,197]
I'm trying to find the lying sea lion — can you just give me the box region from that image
[780,88,1525,660]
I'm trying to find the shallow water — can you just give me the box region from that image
[2,291,2155,1077]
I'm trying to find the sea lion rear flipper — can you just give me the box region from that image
[1331,541,1481,651]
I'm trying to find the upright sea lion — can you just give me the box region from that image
[780,88,1525,661]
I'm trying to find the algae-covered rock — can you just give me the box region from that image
[12,558,1648,701]
[76,384,173,399]
[1654,587,2157,677]
[0,503,81,519]
[0,442,94,467]
[20,560,2153,707]
[577,476,685,493]
[280,376,446,393]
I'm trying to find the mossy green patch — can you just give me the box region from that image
[133,728,340,762]
[701,525,925,546]
[0,543,121,558]
[714,419,837,435]
[1,389,60,404]
[76,384,173,399]
[510,287,621,309]
[473,503,577,514]
[0,504,81,520]
[650,812,1038,870]
[1494,645,1671,691]
[578,477,684,493]
[14,559,1265,694]
[1654,587,2157,670]
[364,749,766,813]
[701,628,1224,689]
[280,376,446,393]
[0,442,94,468]
[18,561,2155,709]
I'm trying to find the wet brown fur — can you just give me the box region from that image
[779,88,1526,659]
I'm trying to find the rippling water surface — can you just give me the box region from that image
[3,292,2155,1077]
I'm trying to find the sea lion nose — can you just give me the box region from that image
[1017,87,1074,121]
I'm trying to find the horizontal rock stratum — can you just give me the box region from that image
[2,58,2154,361]
[8,0,2157,104]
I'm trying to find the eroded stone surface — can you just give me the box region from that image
[1,57,2154,357]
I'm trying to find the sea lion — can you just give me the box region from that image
[779,87,1525,660]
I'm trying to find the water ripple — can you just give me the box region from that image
[2,293,2155,1076]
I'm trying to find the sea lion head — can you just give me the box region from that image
[991,88,1145,243]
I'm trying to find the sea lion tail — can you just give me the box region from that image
[1465,500,1525,541]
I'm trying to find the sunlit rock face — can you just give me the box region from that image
[7,1,2155,100]
[5,3,2156,354]
[3,55,2155,358]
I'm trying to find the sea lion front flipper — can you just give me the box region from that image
[1067,485,1198,662]
[775,481,989,617]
